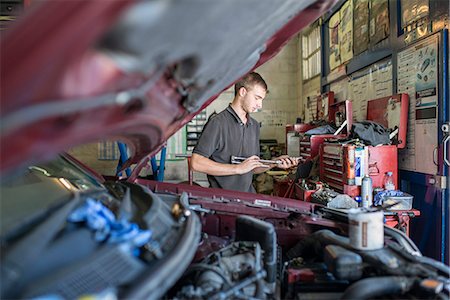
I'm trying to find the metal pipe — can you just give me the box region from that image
[441,28,449,264]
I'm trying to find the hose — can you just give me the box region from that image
[341,276,415,300]
[414,256,450,277]
[384,225,421,256]
[183,263,233,288]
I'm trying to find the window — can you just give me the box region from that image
[302,25,321,81]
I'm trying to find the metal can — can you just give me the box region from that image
[348,208,384,250]
[354,147,366,185]
[361,175,373,208]
[345,145,355,185]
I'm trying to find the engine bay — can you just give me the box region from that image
[143,181,449,300]
[1,179,449,299]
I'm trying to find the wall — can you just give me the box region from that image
[300,76,321,123]
[206,37,301,145]
[68,143,118,176]
[69,36,303,181]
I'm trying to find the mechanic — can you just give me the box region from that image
[190,72,298,193]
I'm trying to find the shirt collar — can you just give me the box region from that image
[226,104,252,125]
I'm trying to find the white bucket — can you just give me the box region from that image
[348,208,384,250]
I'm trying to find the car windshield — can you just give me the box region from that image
[0,155,104,238]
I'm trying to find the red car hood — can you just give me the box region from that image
[1,0,336,175]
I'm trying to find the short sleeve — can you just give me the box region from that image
[192,117,220,158]
[254,123,260,154]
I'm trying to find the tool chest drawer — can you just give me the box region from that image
[299,134,341,164]
[320,143,345,192]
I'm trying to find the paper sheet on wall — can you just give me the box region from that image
[257,110,288,128]
[348,60,393,122]
[329,12,341,71]
[339,0,353,63]
[397,34,438,173]
[353,0,369,55]
[254,110,289,144]
[400,0,429,28]
[415,41,437,108]
[329,78,350,103]
[397,46,416,171]
[369,0,389,45]
[415,120,438,174]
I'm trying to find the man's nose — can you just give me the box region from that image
[256,100,263,109]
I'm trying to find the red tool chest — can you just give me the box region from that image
[298,99,353,164]
[320,143,398,195]
[319,94,409,195]
[299,134,338,164]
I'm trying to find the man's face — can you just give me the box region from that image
[241,84,266,113]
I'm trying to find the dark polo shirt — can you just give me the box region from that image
[193,105,260,193]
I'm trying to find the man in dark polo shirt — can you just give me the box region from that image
[190,72,298,193]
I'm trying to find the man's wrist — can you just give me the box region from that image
[233,164,241,175]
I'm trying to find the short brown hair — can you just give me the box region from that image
[234,72,268,96]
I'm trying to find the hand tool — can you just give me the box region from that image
[231,156,300,165]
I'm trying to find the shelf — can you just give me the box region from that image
[186,110,207,151]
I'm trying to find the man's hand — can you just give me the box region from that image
[272,155,299,169]
[236,155,268,174]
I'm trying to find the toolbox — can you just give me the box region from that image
[319,94,409,195]
[293,183,317,202]
[298,99,353,164]
[286,92,335,157]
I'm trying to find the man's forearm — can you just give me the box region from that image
[190,153,239,176]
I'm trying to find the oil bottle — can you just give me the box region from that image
[361,175,373,208]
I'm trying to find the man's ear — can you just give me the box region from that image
[239,86,247,97]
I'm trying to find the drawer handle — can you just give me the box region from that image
[369,162,380,175]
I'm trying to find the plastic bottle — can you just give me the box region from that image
[384,171,395,191]
[361,175,373,208]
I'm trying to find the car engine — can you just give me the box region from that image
[1,178,449,300]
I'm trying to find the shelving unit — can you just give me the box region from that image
[186,110,207,153]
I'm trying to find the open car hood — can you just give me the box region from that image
[1,0,336,174]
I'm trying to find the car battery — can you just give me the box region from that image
[298,100,353,164]
[319,93,409,195]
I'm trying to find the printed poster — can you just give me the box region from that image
[329,12,341,70]
[397,34,438,173]
[339,0,353,63]
[353,0,369,55]
[414,41,437,107]
[400,0,429,28]
[369,0,389,45]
